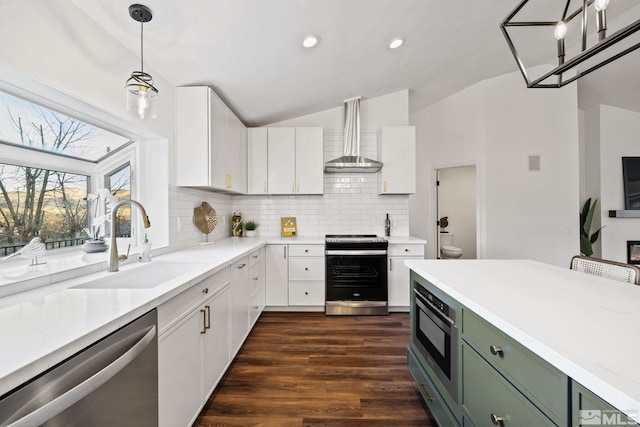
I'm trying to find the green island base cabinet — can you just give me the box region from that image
[406,265,640,427]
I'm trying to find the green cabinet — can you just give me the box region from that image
[408,347,459,427]
[571,381,637,427]
[462,344,556,427]
[462,309,568,425]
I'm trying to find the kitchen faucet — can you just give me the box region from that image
[109,200,151,272]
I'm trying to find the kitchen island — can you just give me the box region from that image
[406,259,640,427]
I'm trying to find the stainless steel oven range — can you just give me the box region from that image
[325,234,388,315]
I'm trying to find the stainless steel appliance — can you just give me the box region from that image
[411,275,458,401]
[0,309,158,427]
[325,234,388,315]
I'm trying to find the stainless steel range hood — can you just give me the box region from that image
[324,96,382,173]
[324,155,382,173]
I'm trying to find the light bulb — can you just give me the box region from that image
[554,21,567,40]
[137,93,149,119]
[594,0,609,12]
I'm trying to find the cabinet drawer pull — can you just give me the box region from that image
[389,258,393,270]
[490,345,503,356]
[200,309,207,334]
[252,254,259,259]
[252,276,259,281]
[203,287,209,294]
[490,413,504,425]
[304,291,309,295]
[237,263,247,269]
[304,249,309,252]
[418,384,433,401]
[405,248,409,252]
[205,305,211,330]
[305,267,309,271]
[284,246,287,259]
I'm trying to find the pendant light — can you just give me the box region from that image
[126,4,158,119]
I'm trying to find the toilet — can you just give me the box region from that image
[440,233,463,259]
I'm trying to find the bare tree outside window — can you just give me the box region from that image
[0,91,131,255]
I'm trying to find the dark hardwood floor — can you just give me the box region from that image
[194,312,435,427]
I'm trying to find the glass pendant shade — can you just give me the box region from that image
[126,71,158,119]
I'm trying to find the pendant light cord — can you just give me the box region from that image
[140,21,144,73]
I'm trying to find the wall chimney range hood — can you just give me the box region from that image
[324,96,383,173]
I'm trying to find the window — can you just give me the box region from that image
[0,163,88,255]
[0,90,134,255]
[105,163,132,238]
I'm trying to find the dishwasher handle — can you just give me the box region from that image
[7,325,157,427]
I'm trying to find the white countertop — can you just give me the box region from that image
[406,259,640,422]
[0,234,425,397]
[0,237,267,396]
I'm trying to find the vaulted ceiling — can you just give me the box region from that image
[71,0,640,126]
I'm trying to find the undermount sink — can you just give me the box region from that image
[71,261,206,290]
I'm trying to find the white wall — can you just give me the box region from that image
[437,166,477,259]
[597,105,640,262]
[410,68,580,267]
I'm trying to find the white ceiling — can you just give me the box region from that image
[70,0,640,126]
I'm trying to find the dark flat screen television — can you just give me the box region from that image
[622,157,640,210]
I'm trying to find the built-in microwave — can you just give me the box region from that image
[411,275,458,402]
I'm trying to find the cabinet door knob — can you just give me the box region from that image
[490,345,503,356]
[203,287,209,294]
[305,249,309,252]
[490,414,504,425]
[405,248,409,252]
[305,292,309,295]
[305,267,309,271]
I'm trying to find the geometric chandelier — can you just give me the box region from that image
[126,4,158,119]
[500,0,640,88]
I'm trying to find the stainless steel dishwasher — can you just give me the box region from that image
[0,309,158,427]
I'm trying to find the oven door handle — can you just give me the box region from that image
[325,250,388,256]
[5,325,156,427]
[414,289,454,328]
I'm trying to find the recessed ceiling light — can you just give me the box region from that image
[302,36,320,48]
[388,38,404,49]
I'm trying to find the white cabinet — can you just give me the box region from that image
[388,243,424,309]
[288,244,325,306]
[158,268,231,427]
[230,256,250,356]
[378,126,416,194]
[247,128,268,194]
[265,244,288,306]
[175,86,247,193]
[267,127,296,194]
[294,127,324,194]
[265,244,325,308]
[249,127,324,195]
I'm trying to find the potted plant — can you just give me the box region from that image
[244,220,259,237]
[580,198,604,257]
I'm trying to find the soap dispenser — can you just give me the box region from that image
[140,233,152,262]
[385,213,391,237]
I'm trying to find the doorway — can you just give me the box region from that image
[436,165,477,259]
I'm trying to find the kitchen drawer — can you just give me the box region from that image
[248,263,261,294]
[571,380,635,427]
[248,249,262,267]
[289,257,324,281]
[462,309,567,423]
[288,244,324,257]
[407,347,459,427]
[388,244,425,257]
[288,281,324,305]
[462,344,556,427]
[158,266,230,333]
